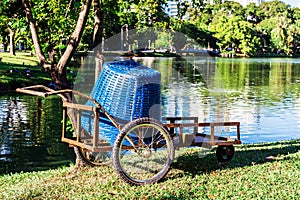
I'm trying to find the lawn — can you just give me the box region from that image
[0,52,52,90]
[0,52,77,91]
[1,140,300,199]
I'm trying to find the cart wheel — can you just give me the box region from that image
[216,145,234,162]
[112,118,175,186]
[74,146,112,166]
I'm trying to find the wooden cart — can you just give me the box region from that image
[17,85,241,186]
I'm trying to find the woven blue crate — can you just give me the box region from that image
[81,60,161,145]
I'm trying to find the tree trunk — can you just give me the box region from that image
[8,28,16,56]
[93,0,104,81]
[92,0,103,49]
[23,0,50,68]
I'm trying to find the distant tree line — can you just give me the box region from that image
[176,0,300,57]
[1,0,299,58]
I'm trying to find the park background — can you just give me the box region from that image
[1,0,300,199]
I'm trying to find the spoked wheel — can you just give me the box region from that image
[74,146,112,166]
[216,145,235,162]
[112,118,175,186]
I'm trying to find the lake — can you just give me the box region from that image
[1,56,300,174]
[147,56,300,144]
[0,93,75,174]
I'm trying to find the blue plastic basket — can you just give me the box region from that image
[81,60,161,145]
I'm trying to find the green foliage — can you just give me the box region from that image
[270,17,290,53]
[31,0,80,56]
[219,1,245,17]
[291,7,300,21]
[0,0,300,57]
[257,17,278,35]
[259,0,290,19]
[210,15,260,56]
[0,0,27,49]
[287,22,300,55]
[134,0,168,28]
[64,117,75,137]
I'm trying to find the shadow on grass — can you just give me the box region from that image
[168,140,300,179]
[0,62,51,90]
[0,61,35,72]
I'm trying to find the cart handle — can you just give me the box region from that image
[16,85,121,130]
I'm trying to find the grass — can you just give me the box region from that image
[1,140,300,199]
[0,52,77,91]
[0,52,52,90]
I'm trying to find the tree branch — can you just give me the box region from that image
[57,0,92,73]
[93,0,103,49]
[22,0,49,68]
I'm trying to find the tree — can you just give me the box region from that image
[271,16,291,54]
[291,7,300,22]
[236,20,261,56]
[210,15,260,56]
[256,17,278,52]
[29,0,85,58]
[134,0,168,28]
[214,1,245,17]
[172,19,217,49]
[23,0,92,90]
[245,3,260,23]
[259,0,290,19]
[287,22,300,56]
[0,0,27,55]
[185,0,207,21]
[92,0,104,80]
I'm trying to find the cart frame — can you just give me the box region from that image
[16,85,241,185]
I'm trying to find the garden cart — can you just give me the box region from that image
[16,60,241,186]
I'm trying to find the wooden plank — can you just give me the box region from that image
[61,137,86,149]
[61,137,112,152]
[16,85,68,101]
[90,146,113,152]
[63,101,96,112]
[62,107,67,139]
[237,123,241,141]
[164,122,240,128]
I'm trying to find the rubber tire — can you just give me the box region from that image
[74,146,112,167]
[112,117,175,186]
[216,145,235,162]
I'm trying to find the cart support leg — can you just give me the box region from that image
[76,110,81,142]
[237,124,241,141]
[210,125,215,146]
[62,107,67,140]
[93,108,99,149]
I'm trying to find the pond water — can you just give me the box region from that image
[147,57,300,144]
[1,56,300,174]
[0,93,75,175]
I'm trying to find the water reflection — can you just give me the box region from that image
[0,94,75,175]
[137,57,300,143]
